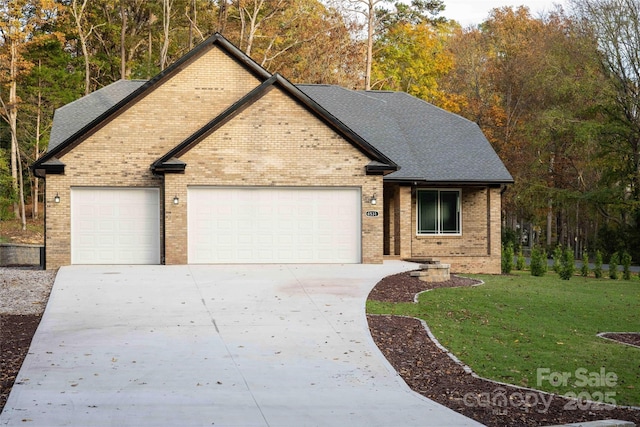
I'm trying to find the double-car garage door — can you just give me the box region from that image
[188,187,361,263]
[71,187,361,264]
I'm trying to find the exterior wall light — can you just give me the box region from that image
[370,194,377,205]
[54,193,60,203]
[173,196,179,205]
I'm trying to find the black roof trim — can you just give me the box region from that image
[32,157,65,177]
[366,160,396,175]
[385,177,514,186]
[33,33,271,171]
[153,74,399,171]
[153,157,187,174]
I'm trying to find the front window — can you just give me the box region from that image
[417,189,461,235]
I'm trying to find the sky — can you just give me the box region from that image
[442,0,568,27]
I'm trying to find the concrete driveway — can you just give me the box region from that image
[1,263,482,426]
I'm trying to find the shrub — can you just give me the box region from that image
[609,252,619,280]
[530,247,546,277]
[581,250,589,277]
[622,251,632,280]
[558,248,575,280]
[516,248,526,271]
[502,243,514,274]
[594,250,603,278]
[553,245,563,274]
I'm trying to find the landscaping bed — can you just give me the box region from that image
[367,271,640,427]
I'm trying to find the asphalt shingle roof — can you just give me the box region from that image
[297,85,513,183]
[48,80,147,152]
[46,80,512,184]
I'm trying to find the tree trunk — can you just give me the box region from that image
[546,198,552,247]
[364,0,374,90]
[160,0,172,70]
[16,144,26,231]
[33,66,42,220]
[72,0,92,95]
[120,0,127,80]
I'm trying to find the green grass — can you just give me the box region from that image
[367,271,640,406]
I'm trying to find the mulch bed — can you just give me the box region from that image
[367,271,640,427]
[600,333,640,348]
[0,315,41,412]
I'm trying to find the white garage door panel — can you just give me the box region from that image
[71,188,160,264]
[188,187,361,264]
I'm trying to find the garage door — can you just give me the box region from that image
[188,187,361,263]
[71,188,160,264]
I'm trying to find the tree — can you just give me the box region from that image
[0,0,59,228]
[570,0,640,255]
[441,6,610,254]
[68,0,100,94]
[371,21,457,108]
[337,0,444,89]
[19,35,84,218]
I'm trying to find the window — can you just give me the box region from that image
[417,189,461,235]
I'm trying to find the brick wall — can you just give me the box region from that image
[45,47,262,269]
[43,45,384,268]
[386,185,502,274]
[165,87,383,264]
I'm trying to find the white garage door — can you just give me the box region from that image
[71,188,161,264]
[188,187,361,263]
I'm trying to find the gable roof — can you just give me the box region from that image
[34,33,512,185]
[33,33,272,171]
[297,85,513,184]
[152,74,397,173]
[48,80,147,152]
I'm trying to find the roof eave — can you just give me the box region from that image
[31,158,66,178]
[151,157,187,174]
[383,177,515,186]
[366,161,398,175]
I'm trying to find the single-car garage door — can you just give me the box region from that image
[71,188,161,264]
[188,187,361,263]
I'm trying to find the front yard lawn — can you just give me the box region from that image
[367,271,640,406]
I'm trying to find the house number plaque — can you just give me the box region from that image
[365,211,379,217]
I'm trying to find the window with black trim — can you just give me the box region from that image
[417,189,461,235]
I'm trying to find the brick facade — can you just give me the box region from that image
[41,36,504,272]
[384,185,502,274]
[164,87,383,264]
[43,43,383,269]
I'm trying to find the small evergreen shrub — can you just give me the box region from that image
[516,248,526,271]
[581,250,589,277]
[609,252,619,280]
[530,247,546,277]
[553,246,563,274]
[594,250,603,278]
[622,251,632,280]
[559,248,575,280]
[502,243,514,274]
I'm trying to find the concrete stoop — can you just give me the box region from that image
[545,420,635,427]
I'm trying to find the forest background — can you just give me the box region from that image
[1,0,639,262]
